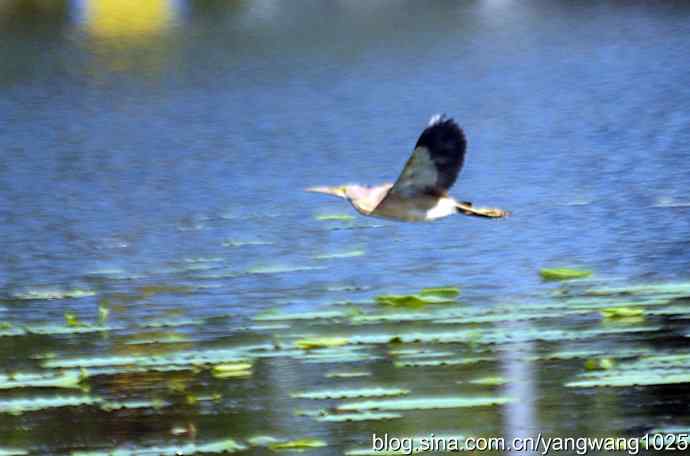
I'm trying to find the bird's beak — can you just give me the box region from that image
[305,186,347,199]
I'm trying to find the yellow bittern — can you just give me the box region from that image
[307,115,509,222]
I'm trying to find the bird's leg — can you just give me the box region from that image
[456,202,510,218]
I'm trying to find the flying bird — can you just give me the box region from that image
[307,115,509,222]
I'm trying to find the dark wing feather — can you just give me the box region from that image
[387,115,466,198]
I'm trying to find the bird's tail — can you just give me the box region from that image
[455,201,510,218]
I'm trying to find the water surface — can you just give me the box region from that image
[1,1,690,454]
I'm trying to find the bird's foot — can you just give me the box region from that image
[457,202,510,218]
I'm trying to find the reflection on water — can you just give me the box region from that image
[78,0,176,40]
[1,0,690,454]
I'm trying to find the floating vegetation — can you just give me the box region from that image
[315,214,355,222]
[124,332,191,345]
[100,399,169,412]
[10,288,96,300]
[0,371,83,390]
[316,412,402,422]
[584,358,615,371]
[268,438,327,451]
[394,357,493,368]
[64,312,80,327]
[314,250,365,260]
[584,282,690,298]
[294,337,349,350]
[297,345,377,364]
[292,387,409,400]
[600,307,645,320]
[376,294,456,309]
[42,346,252,370]
[139,318,204,329]
[468,376,508,386]
[0,395,101,414]
[567,353,690,387]
[253,309,351,321]
[23,323,113,336]
[419,287,460,298]
[211,362,253,379]
[71,438,246,455]
[539,268,593,281]
[338,396,511,412]
[325,371,371,379]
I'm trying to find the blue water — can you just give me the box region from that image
[1,1,690,453]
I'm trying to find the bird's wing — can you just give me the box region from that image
[385,114,466,199]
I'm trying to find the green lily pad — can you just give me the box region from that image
[338,396,511,412]
[0,395,101,414]
[316,412,402,422]
[71,438,246,455]
[253,309,350,321]
[212,363,252,379]
[376,294,456,308]
[295,337,348,350]
[540,268,593,281]
[0,371,83,390]
[600,307,645,319]
[395,356,493,368]
[419,287,460,298]
[324,371,371,379]
[567,370,690,388]
[567,352,690,387]
[100,399,169,411]
[315,214,355,222]
[584,358,615,371]
[468,376,508,386]
[269,438,327,451]
[292,387,409,400]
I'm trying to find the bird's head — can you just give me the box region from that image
[306,185,366,201]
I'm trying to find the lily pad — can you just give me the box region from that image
[253,309,350,321]
[338,396,511,412]
[0,395,101,414]
[600,307,645,319]
[539,268,593,281]
[295,337,349,350]
[468,376,508,386]
[316,412,402,422]
[324,371,371,379]
[376,294,456,309]
[315,214,355,221]
[584,358,615,371]
[292,387,409,400]
[212,363,252,379]
[0,371,83,390]
[269,438,327,451]
[419,287,460,298]
[100,399,169,411]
